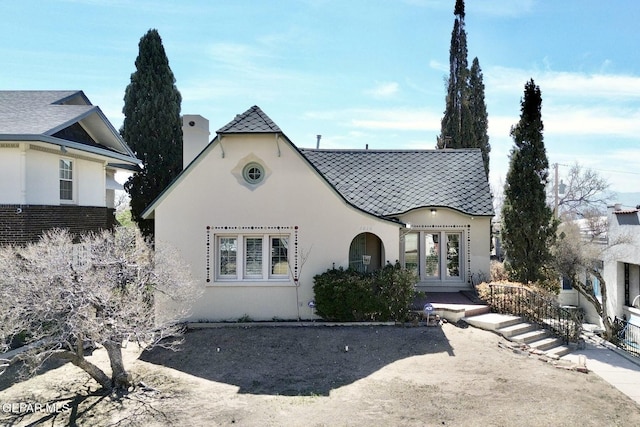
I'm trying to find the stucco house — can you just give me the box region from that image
[0,90,139,244]
[559,204,640,328]
[607,205,640,325]
[142,106,494,321]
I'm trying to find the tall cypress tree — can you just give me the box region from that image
[469,57,490,176]
[438,0,474,149]
[501,79,556,283]
[122,29,183,238]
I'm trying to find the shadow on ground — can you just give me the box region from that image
[140,325,453,396]
[0,358,67,392]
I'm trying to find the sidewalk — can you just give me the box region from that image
[562,334,640,405]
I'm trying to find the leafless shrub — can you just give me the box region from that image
[0,227,199,391]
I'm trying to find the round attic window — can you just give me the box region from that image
[242,162,264,184]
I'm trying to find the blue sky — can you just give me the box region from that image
[2,0,640,201]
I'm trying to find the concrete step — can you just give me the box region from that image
[544,345,572,359]
[463,312,575,359]
[497,322,537,338]
[511,329,549,344]
[529,336,564,352]
[463,313,522,331]
[464,305,490,317]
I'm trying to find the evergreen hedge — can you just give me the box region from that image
[313,263,418,322]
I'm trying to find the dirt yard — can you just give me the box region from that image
[1,322,640,426]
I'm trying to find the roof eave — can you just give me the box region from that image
[0,134,140,165]
[386,205,495,218]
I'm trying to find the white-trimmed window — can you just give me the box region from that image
[59,159,73,201]
[216,234,289,281]
[402,230,464,282]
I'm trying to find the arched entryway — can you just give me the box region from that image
[349,232,385,272]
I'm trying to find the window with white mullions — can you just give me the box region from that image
[216,234,289,281]
[59,159,73,201]
[402,230,465,283]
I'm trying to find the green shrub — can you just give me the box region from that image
[313,263,418,322]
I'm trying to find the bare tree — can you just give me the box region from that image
[0,227,198,391]
[553,163,614,219]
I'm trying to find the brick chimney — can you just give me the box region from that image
[182,115,210,169]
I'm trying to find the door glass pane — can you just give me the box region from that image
[404,233,418,275]
[349,234,367,272]
[245,237,263,277]
[425,233,439,277]
[446,233,460,277]
[219,237,237,276]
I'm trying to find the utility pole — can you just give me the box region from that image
[554,163,559,218]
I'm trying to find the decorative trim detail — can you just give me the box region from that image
[407,224,465,229]
[467,224,471,284]
[29,144,103,163]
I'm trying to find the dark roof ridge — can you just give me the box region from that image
[300,147,481,153]
[217,105,282,134]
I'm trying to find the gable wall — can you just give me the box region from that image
[154,133,401,321]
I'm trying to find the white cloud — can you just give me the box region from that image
[364,82,400,99]
[545,106,640,138]
[487,66,640,101]
[429,59,448,73]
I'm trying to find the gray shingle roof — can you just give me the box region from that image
[0,90,94,134]
[0,90,138,165]
[300,148,494,217]
[217,105,282,134]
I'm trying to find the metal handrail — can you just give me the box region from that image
[488,284,583,343]
[613,317,640,358]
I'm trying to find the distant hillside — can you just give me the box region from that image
[614,192,640,209]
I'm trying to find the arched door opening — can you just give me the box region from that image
[349,232,384,272]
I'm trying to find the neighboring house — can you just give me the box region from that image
[559,204,640,327]
[0,90,139,244]
[142,106,494,321]
[605,204,640,324]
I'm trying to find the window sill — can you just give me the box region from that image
[209,279,294,287]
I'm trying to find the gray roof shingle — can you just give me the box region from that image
[0,90,138,164]
[300,148,494,217]
[217,105,282,134]
[0,90,94,134]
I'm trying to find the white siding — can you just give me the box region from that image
[0,145,24,203]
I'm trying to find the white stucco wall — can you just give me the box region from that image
[154,134,402,321]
